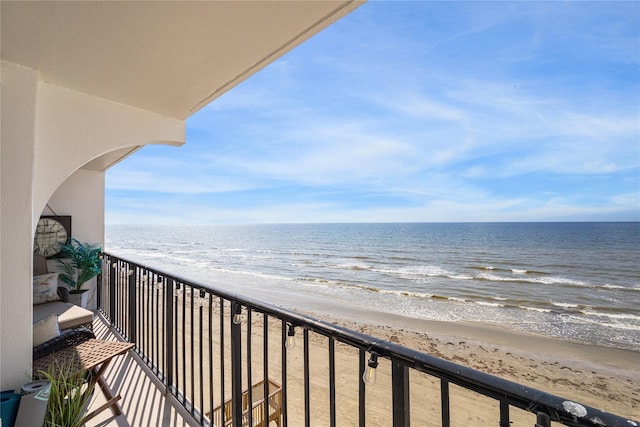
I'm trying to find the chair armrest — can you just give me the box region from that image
[57,286,70,302]
[33,326,95,362]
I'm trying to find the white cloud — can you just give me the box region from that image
[106,1,639,224]
[106,168,262,194]
[610,192,640,210]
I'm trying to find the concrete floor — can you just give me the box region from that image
[84,315,195,427]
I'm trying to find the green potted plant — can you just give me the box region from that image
[57,239,102,308]
[39,360,92,427]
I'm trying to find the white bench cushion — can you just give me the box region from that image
[33,301,93,330]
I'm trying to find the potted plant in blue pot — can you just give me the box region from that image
[57,239,102,308]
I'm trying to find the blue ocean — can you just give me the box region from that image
[105,222,640,351]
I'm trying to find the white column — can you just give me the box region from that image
[0,61,39,390]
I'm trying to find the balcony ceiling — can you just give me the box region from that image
[1,1,359,120]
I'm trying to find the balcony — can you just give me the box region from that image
[82,253,636,427]
[83,316,189,426]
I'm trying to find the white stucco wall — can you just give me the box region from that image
[33,81,185,226]
[1,60,186,390]
[44,169,106,310]
[45,169,105,247]
[1,62,39,389]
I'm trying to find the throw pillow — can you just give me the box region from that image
[33,272,60,305]
[33,314,60,347]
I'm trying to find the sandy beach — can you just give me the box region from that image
[305,309,640,424]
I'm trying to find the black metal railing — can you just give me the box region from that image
[97,253,636,427]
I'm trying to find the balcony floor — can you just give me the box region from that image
[84,314,193,427]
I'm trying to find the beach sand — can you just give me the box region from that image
[302,307,640,425]
[134,287,640,426]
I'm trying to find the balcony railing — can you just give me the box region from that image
[98,253,634,427]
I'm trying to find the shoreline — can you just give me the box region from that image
[238,281,639,352]
[294,304,639,420]
[312,304,639,373]
[300,300,640,372]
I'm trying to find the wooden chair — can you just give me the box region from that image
[208,379,282,427]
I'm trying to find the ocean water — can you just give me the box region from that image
[105,222,640,351]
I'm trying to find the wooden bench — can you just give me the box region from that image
[207,379,282,427]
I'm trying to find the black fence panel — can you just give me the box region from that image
[99,253,637,427]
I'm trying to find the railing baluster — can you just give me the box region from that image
[208,293,213,424]
[392,360,410,427]
[96,266,102,313]
[263,313,269,427]
[128,265,137,344]
[281,320,288,427]
[231,300,242,426]
[160,275,165,378]
[123,264,127,336]
[165,278,174,392]
[359,348,366,427]
[144,271,149,362]
[499,400,510,427]
[161,275,165,381]
[174,283,180,398]
[199,295,204,424]
[329,337,336,427]
[304,329,310,427]
[119,263,124,337]
[181,283,187,406]
[146,269,150,363]
[247,307,253,427]
[219,297,225,422]
[441,379,450,427]
[149,272,153,369]
[154,273,159,375]
[109,258,116,325]
[139,268,144,359]
[190,287,195,417]
[535,412,551,427]
[138,268,143,358]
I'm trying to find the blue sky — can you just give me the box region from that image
[106,1,639,224]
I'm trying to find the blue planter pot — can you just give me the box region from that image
[1,390,21,427]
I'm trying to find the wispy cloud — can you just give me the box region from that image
[106,1,639,224]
